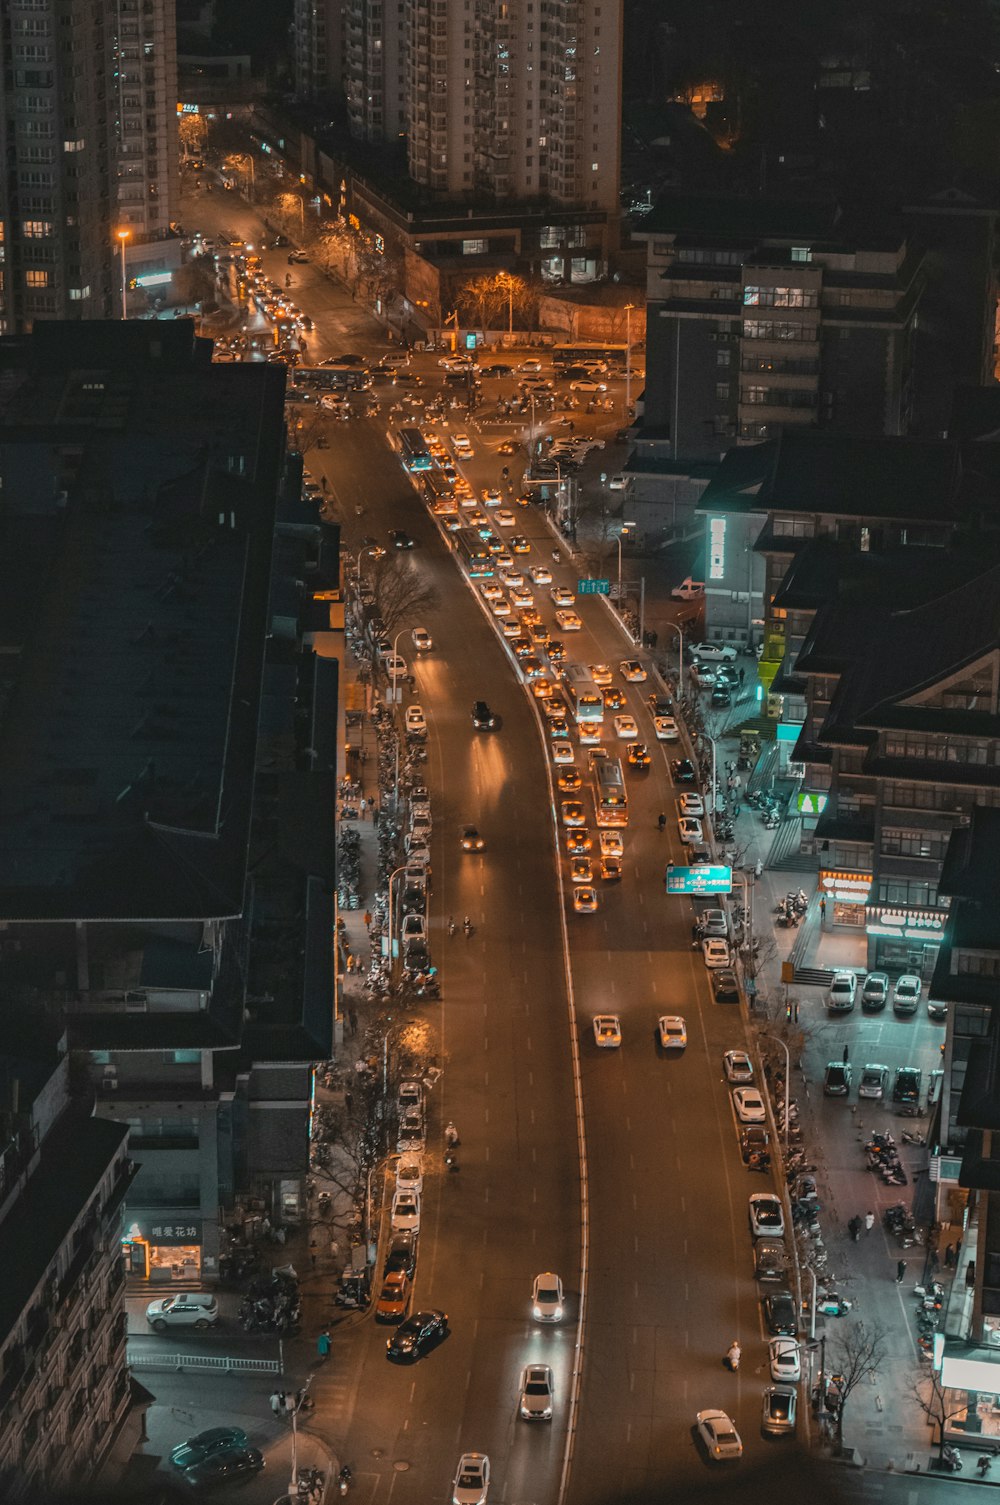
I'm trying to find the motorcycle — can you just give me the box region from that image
[339,1465,353,1495]
[940,1445,963,1472]
[902,1130,927,1147]
[727,1342,741,1372]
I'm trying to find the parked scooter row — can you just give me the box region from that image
[866,1133,908,1186]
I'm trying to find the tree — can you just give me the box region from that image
[355,556,440,687]
[455,271,532,334]
[912,1370,968,1465]
[178,113,207,160]
[827,1320,889,1454]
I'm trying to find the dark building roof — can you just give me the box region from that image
[0,322,286,923]
[638,192,906,250]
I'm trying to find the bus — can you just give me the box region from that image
[422,469,460,523]
[297,364,370,392]
[397,428,433,472]
[550,342,631,372]
[455,528,494,577]
[563,663,605,735]
[592,757,629,828]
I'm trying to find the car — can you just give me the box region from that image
[395,1158,423,1194]
[733,1086,766,1124]
[546,712,569,733]
[481,487,502,506]
[672,758,696,783]
[672,577,705,601]
[743,1126,772,1169]
[396,1108,425,1153]
[452,431,474,451]
[858,1063,889,1100]
[511,535,531,553]
[460,826,485,852]
[550,585,575,606]
[678,793,705,818]
[452,1453,490,1505]
[574,885,598,913]
[495,509,516,527]
[511,636,533,658]
[500,615,520,639]
[762,1386,797,1437]
[398,1078,423,1112]
[593,1014,622,1049]
[494,548,514,568]
[690,843,712,866]
[170,1429,251,1472]
[491,597,512,618]
[658,1015,687,1050]
[527,564,552,585]
[892,1065,922,1106]
[472,700,499,730]
[479,581,503,603]
[710,686,732,708]
[619,660,647,682]
[570,377,607,392]
[510,585,534,609]
[386,654,407,680]
[696,1409,743,1462]
[627,743,651,767]
[691,642,738,663]
[405,705,426,735]
[547,638,567,663]
[769,1337,802,1383]
[552,741,574,765]
[678,816,704,844]
[713,969,741,1004]
[401,912,426,943]
[565,828,593,854]
[599,830,623,858]
[892,973,922,1016]
[411,626,433,652]
[601,687,626,712]
[754,1236,788,1279]
[520,358,543,374]
[613,713,638,739]
[703,937,730,968]
[391,1191,421,1233]
[689,665,717,689]
[749,1193,785,1239]
[861,971,889,1011]
[384,1231,416,1277]
[146,1294,219,1332]
[607,473,628,491]
[600,855,622,880]
[928,997,948,1022]
[569,857,593,885]
[555,609,583,631]
[181,1445,264,1488]
[528,1271,565,1324]
[467,508,490,529]
[823,1061,852,1097]
[827,970,858,1012]
[519,1364,555,1423]
[723,1050,754,1084]
[391,529,415,549]
[699,908,728,936]
[653,715,679,741]
[557,766,582,792]
[375,1269,412,1323]
[386,1308,448,1362]
[763,1289,798,1336]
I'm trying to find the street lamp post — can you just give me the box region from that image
[116,229,130,320]
[616,523,633,608]
[390,628,408,812]
[703,732,719,819]
[385,863,407,980]
[287,1376,314,1495]
[624,302,635,420]
[760,1032,791,1151]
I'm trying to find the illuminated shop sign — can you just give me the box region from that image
[819,869,871,904]
[797,791,828,814]
[866,907,945,941]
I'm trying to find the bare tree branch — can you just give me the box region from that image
[828,1319,890,1453]
[354,555,440,688]
[911,1370,968,1463]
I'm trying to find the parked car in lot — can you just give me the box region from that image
[861,971,889,1011]
[823,1060,853,1097]
[827,970,858,1012]
[733,1087,766,1123]
[769,1337,802,1383]
[749,1193,785,1239]
[755,1239,789,1282]
[892,973,922,1016]
[690,642,737,663]
[859,1063,888,1099]
[893,1065,922,1107]
[723,1049,753,1083]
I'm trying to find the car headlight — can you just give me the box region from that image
[553,1306,563,1319]
[532,1305,542,1318]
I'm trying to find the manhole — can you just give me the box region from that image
[393,1461,411,1473]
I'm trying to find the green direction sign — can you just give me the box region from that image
[578,578,610,595]
[665,864,733,894]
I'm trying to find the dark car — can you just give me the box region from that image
[892,1066,922,1107]
[391,529,415,549]
[754,1239,789,1282]
[170,1429,250,1472]
[710,686,732,708]
[386,1308,449,1362]
[384,1232,417,1277]
[763,1289,798,1336]
[671,758,696,783]
[547,639,566,663]
[823,1061,852,1097]
[713,969,741,1004]
[741,1125,770,1166]
[182,1444,264,1489]
[485,365,515,378]
[647,693,674,716]
[472,700,499,730]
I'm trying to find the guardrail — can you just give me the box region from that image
[127,1351,281,1375]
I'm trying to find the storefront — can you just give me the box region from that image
[818,869,871,929]
[123,1217,203,1284]
[866,907,944,979]
[940,1348,1000,1449]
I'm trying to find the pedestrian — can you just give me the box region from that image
[896,1259,906,1284]
[657,812,667,833]
[345,953,353,975]
[754,858,763,878]
[270,1390,282,1416]
[945,1243,955,1268]
[345,1089,353,1112]
[367,796,375,814]
[843,1044,849,1065]
[739,666,746,686]
[320,474,328,492]
[848,1216,861,1242]
[348,1005,358,1036]
[966,1259,977,1289]
[310,1243,318,1271]
[317,1328,332,1360]
[820,895,827,921]
[865,1211,875,1233]
[929,1247,941,1273]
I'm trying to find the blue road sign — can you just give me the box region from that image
[578,578,610,596]
[665,865,733,894]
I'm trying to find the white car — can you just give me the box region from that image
[691,642,738,663]
[892,973,922,1013]
[749,1193,785,1239]
[491,597,512,618]
[613,714,638,739]
[769,1337,802,1383]
[501,618,520,638]
[700,909,728,936]
[678,816,704,844]
[479,581,503,603]
[723,1050,753,1083]
[678,793,705,817]
[733,1087,766,1124]
[495,509,517,527]
[451,432,474,455]
[531,1272,564,1321]
[658,1015,687,1050]
[395,1158,424,1195]
[827,970,858,1012]
[529,564,552,585]
[405,705,426,734]
[590,663,613,685]
[386,655,407,679]
[620,660,647,682]
[511,587,534,609]
[411,627,433,651]
[653,715,679,740]
[555,609,583,631]
[573,885,598,913]
[599,830,623,858]
[552,741,575,764]
[702,937,730,969]
[697,1409,743,1461]
[550,586,575,607]
[452,1453,490,1505]
[593,1014,622,1048]
[390,1191,421,1233]
[570,377,607,392]
[608,473,628,491]
[499,566,524,587]
[519,1364,554,1422]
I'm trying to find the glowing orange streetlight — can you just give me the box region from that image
[116,229,130,320]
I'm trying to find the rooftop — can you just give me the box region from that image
[637,192,907,250]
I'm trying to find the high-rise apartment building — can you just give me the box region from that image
[344,0,404,143]
[292,0,344,103]
[0,0,178,332]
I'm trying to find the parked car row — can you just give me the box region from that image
[827,968,944,1020]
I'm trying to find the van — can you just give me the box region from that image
[671,577,705,602]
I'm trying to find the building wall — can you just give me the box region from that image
[111,0,179,238]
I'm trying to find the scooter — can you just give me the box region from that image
[338,1465,353,1495]
[940,1445,963,1472]
[727,1342,741,1372]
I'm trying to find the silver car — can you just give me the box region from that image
[519,1363,554,1421]
[858,1063,888,1100]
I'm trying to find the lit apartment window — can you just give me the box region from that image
[63,137,84,151]
[462,238,487,254]
[25,269,48,287]
[68,285,91,300]
[22,219,51,237]
[591,161,598,171]
[791,246,812,262]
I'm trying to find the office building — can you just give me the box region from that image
[0,320,336,1283]
[0,1024,137,1501]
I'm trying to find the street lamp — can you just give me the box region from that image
[116,229,130,320]
[624,302,635,420]
[287,1376,314,1495]
[616,522,634,614]
[390,627,408,813]
[385,863,407,980]
[703,731,719,819]
[663,621,684,697]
